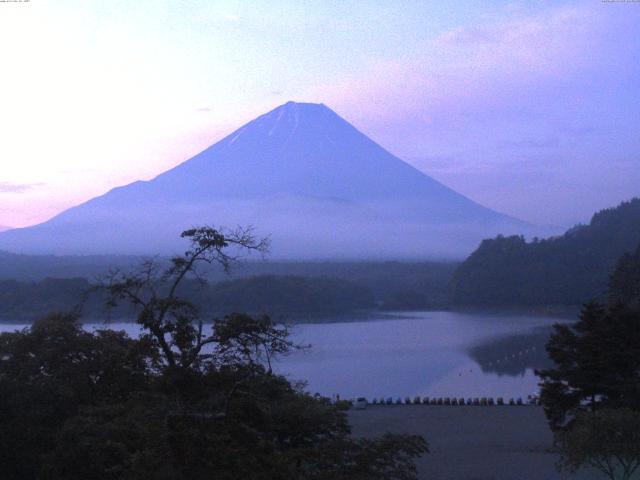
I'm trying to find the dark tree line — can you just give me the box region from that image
[0,227,427,480]
[0,277,91,320]
[0,275,374,322]
[0,262,458,321]
[0,250,457,316]
[194,275,375,318]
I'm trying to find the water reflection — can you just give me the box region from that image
[1,312,567,399]
[276,312,565,399]
[467,326,554,376]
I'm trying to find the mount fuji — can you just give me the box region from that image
[0,102,528,259]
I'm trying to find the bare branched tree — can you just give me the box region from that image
[101,226,274,370]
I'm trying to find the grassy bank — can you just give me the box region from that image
[349,405,599,480]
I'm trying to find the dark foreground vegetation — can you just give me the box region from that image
[1,220,639,479]
[0,227,427,480]
[451,198,640,307]
[539,242,640,479]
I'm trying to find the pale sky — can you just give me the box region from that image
[1,0,639,228]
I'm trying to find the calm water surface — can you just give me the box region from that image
[0,311,566,400]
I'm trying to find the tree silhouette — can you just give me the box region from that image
[102,226,269,369]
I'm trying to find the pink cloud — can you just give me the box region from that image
[319,5,601,133]
[309,4,640,226]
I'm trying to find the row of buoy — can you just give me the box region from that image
[487,347,537,366]
[361,395,540,407]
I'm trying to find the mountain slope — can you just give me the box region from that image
[450,198,640,306]
[0,102,527,258]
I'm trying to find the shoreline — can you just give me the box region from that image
[0,305,580,325]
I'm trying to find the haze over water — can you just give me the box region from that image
[278,312,558,400]
[0,311,561,400]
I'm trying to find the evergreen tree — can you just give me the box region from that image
[539,303,640,429]
[609,242,640,311]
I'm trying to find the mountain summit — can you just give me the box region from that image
[0,102,527,258]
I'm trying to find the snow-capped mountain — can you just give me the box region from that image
[0,102,528,258]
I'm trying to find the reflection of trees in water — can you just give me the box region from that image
[467,327,554,376]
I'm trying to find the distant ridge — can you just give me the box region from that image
[0,102,529,259]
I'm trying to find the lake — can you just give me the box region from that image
[0,311,568,400]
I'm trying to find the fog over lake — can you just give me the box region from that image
[0,311,565,400]
[278,312,561,400]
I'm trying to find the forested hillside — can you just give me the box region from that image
[450,198,640,306]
